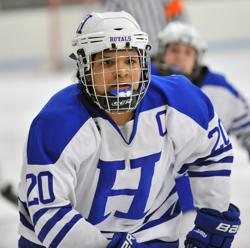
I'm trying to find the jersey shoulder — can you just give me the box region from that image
[201,69,240,97]
[141,75,215,129]
[27,83,91,165]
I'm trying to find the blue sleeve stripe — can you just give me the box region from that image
[19,212,35,231]
[188,170,231,177]
[143,240,179,248]
[192,156,233,166]
[232,112,249,124]
[49,214,82,248]
[33,208,50,227]
[229,121,250,133]
[135,201,181,233]
[143,239,180,248]
[168,185,177,198]
[109,189,138,196]
[19,199,29,212]
[193,144,232,164]
[19,199,32,219]
[142,186,177,225]
[38,205,73,242]
[177,164,189,175]
[178,144,232,174]
[206,144,232,159]
[236,132,250,140]
[178,155,233,174]
[33,204,72,227]
[101,231,114,234]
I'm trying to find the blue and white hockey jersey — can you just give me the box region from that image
[200,68,250,152]
[152,63,250,154]
[18,75,233,247]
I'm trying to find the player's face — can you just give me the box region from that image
[92,49,141,95]
[163,43,196,75]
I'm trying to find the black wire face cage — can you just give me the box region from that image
[77,47,151,113]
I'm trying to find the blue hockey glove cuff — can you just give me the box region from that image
[184,203,240,248]
[107,232,138,248]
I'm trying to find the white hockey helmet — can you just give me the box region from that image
[158,22,207,64]
[71,11,151,113]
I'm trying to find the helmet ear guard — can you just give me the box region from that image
[71,11,151,113]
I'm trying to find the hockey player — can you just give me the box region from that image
[155,22,250,150]
[18,12,240,248]
[153,22,250,212]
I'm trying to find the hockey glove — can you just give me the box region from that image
[107,232,138,248]
[184,203,240,248]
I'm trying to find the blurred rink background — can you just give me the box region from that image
[0,0,250,247]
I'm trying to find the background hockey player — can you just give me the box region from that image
[155,22,250,153]
[152,22,250,213]
[18,11,240,248]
